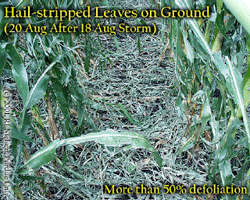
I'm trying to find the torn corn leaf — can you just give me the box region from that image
[18,130,162,174]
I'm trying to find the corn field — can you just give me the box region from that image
[0,0,250,199]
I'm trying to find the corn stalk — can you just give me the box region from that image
[169,0,250,198]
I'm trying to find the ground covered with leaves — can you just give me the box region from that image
[75,32,209,200]
[38,15,210,200]
[0,1,219,200]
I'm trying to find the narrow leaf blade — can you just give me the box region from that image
[6,45,29,103]
[18,130,163,174]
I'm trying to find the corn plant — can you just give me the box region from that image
[0,0,162,198]
[165,0,250,199]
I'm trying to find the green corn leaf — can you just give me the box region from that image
[216,0,223,13]
[19,111,31,136]
[213,53,250,146]
[25,62,56,109]
[235,159,250,183]
[18,139,63,174]
[219,160,233,186]
[27,77,49,109]
[118,103,138,125]
[238,65,250,118]
[215,12,227,37]
[223,0,250,35]
[243,33,250,109]
[31,105,44,128]
[11,130,34,143]
[210,115,222,145]
[243,66,250,108]
[0,6,9,36]
[6,45,29,103]
[0,49,6,78]
[182,30,194,64]
[18,130,162,174]
[10,116,34,143]
[199,94,212,136]
[177,133,196,154]
[225,57,250,146]
[175,0,214,60]
[51,77,73,132]
[213,53,229,78]
[237,33,250,117]
[226,59,243,106]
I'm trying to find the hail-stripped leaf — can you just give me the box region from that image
[18,130,162,174]
[117,103,138,125]
[6,45,29,103]
[18,175,47,181]
[114,36,121,54]
[64,131,159,157]
[205,96,234,188]
[176,0,214,61]
[182,29,194,64]
[225,57,250,147]
[213,53,250,145]
[25,62,56,109]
